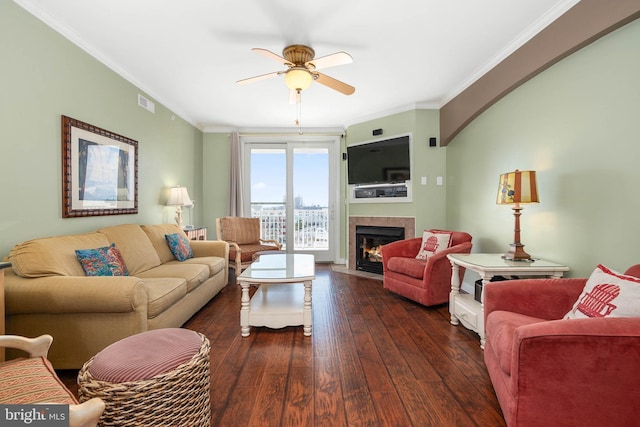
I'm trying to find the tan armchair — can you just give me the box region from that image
[216,217,282,279]
[0,334,105,427]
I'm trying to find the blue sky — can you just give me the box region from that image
[251,149,328,207]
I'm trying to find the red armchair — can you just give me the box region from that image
[483,264,640,427]
[380,230,472,306]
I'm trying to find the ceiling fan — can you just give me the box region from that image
[237,44,355,100]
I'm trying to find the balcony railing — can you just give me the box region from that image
[251,204,328,250]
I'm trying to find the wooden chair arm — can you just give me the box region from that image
[0,334,53,358]
[227,241,242,269]
[260,238,282,250]
[69,398,105,427]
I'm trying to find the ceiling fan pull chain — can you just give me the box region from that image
[296,89,303,135]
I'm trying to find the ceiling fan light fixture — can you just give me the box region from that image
[284,68,313,91]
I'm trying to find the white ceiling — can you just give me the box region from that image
[16,0,579,132]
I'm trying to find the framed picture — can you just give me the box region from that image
[384,168,410,182]
[62,115,138,218]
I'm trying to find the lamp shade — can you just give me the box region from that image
[496,170,539,205]
[166,186,192,206]
[284,68,313,91]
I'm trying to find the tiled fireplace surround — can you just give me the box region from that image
[348,216,416,271]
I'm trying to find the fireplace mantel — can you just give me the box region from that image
[348,216,415,271]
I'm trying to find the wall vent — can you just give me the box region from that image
[137,94,155,113]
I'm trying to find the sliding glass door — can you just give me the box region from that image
[243,136,338,263]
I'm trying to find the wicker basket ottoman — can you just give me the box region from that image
[78,328,210,427]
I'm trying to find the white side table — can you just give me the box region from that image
[448,253,569,348]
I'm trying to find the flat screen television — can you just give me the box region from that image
[347,134,411,185]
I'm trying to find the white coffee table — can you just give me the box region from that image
[238,253,315,337]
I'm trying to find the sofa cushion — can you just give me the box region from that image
[415,230,452,260]
[136,264,209,293]
[165,233,194,261]
[486,310,545,376]
[76,243,129,276]
[387,257,427,279]
[165,256,226,278]
[141,224,187,264]
[229,244,281,262]
[9,232,111,278]
[98,224,161,275]
[0,357,77,404]
[142,278,188,319]
[564,264,640,319]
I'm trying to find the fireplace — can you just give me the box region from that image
[355,225,405,274]
[348,216,415,273]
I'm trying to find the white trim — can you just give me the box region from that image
[203,126,346,135]
[241,134,341,263]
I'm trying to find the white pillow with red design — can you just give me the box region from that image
[415,230,452,260]
[564,264,640,319]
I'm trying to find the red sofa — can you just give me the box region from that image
[483,264,640,427]
[381,230,472,306]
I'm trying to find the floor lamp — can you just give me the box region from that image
[496,170,539,261]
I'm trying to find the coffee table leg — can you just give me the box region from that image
[240,281,251,337]
[303,280,312,336]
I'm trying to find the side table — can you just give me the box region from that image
[448,253,569,348]
[184,227,207,240]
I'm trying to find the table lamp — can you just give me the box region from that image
[496,170,539,261]
[166,185,192,228]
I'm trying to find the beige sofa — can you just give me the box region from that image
[4,223,229,369]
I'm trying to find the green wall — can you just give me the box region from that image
[446,18,640,277]
[0,1,203,256]
[346,109,447,235]
[202,133,232,237]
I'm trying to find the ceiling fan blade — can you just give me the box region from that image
[236,72,280,85]
[252,48,293,66]
[315,73,355,95]
[307,51,352,70]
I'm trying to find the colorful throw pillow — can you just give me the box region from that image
[75,243,129,276]
[564,264,640,319]
[415,230,452,260]
[165,233,193,261]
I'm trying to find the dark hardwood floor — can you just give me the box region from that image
[58,264,506,426]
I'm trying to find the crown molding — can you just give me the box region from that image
[440,0,581,106]
[14,0,202,131]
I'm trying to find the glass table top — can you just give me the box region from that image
[448,253,569,270]
[239,253,315,281]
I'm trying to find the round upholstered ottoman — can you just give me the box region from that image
[78,328,210,427]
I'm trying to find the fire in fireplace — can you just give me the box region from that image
[355,225,405,274]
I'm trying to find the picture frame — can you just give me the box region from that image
[62,115,138,218]
[384,168,410,182]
